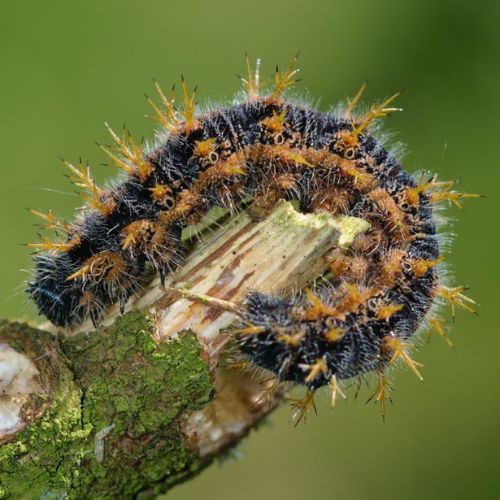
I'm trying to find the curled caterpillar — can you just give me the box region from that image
[28,57,477,399]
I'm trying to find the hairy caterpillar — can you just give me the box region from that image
[28,57,477,409]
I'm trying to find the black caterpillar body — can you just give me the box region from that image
[28,60,474,393]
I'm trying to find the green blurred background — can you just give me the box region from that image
[1,1,498,499]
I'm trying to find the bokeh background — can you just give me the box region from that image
[1,1,498,499]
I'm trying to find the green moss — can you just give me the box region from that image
[0,323,89,499]
[0,311,213,499]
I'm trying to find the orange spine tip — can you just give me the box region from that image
[148,184,172,203]
[289,391,317,426]
[63,159,114,215]
[329,375,347,407]
[366,371,393,420]
[324,324,345,343]
[352,92,401,137]
[261,109,287,132]
[376,303,405,321]
[435,285,476,316]
[344,82,368,118]
[412,174,480,208]
[29,209,68,232]
[276,330,305,346]
[146,81,179,132]
[383,336,424,381]
[429,190,481,208]
[102,124,153,181]
[193,137,217,157]
[180,77,197,129]
[428,316,454,348]
[241,55,262,100]
[288,151,313,168]
[411,255,444,277]
[302,288,337,320]
[233,325,266,336]
[99,142,134,175]
[299,357,328,383]
[28,234,79,252]
[66,265,90,282]
[271,54,300,100]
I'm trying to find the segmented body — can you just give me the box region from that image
[28,63,475,393]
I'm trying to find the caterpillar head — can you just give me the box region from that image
[28,253,84,327]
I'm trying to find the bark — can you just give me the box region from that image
[0,201,368,499]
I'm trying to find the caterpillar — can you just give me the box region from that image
[27,57,477,410]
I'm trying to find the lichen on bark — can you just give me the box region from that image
[0,312,213,499]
